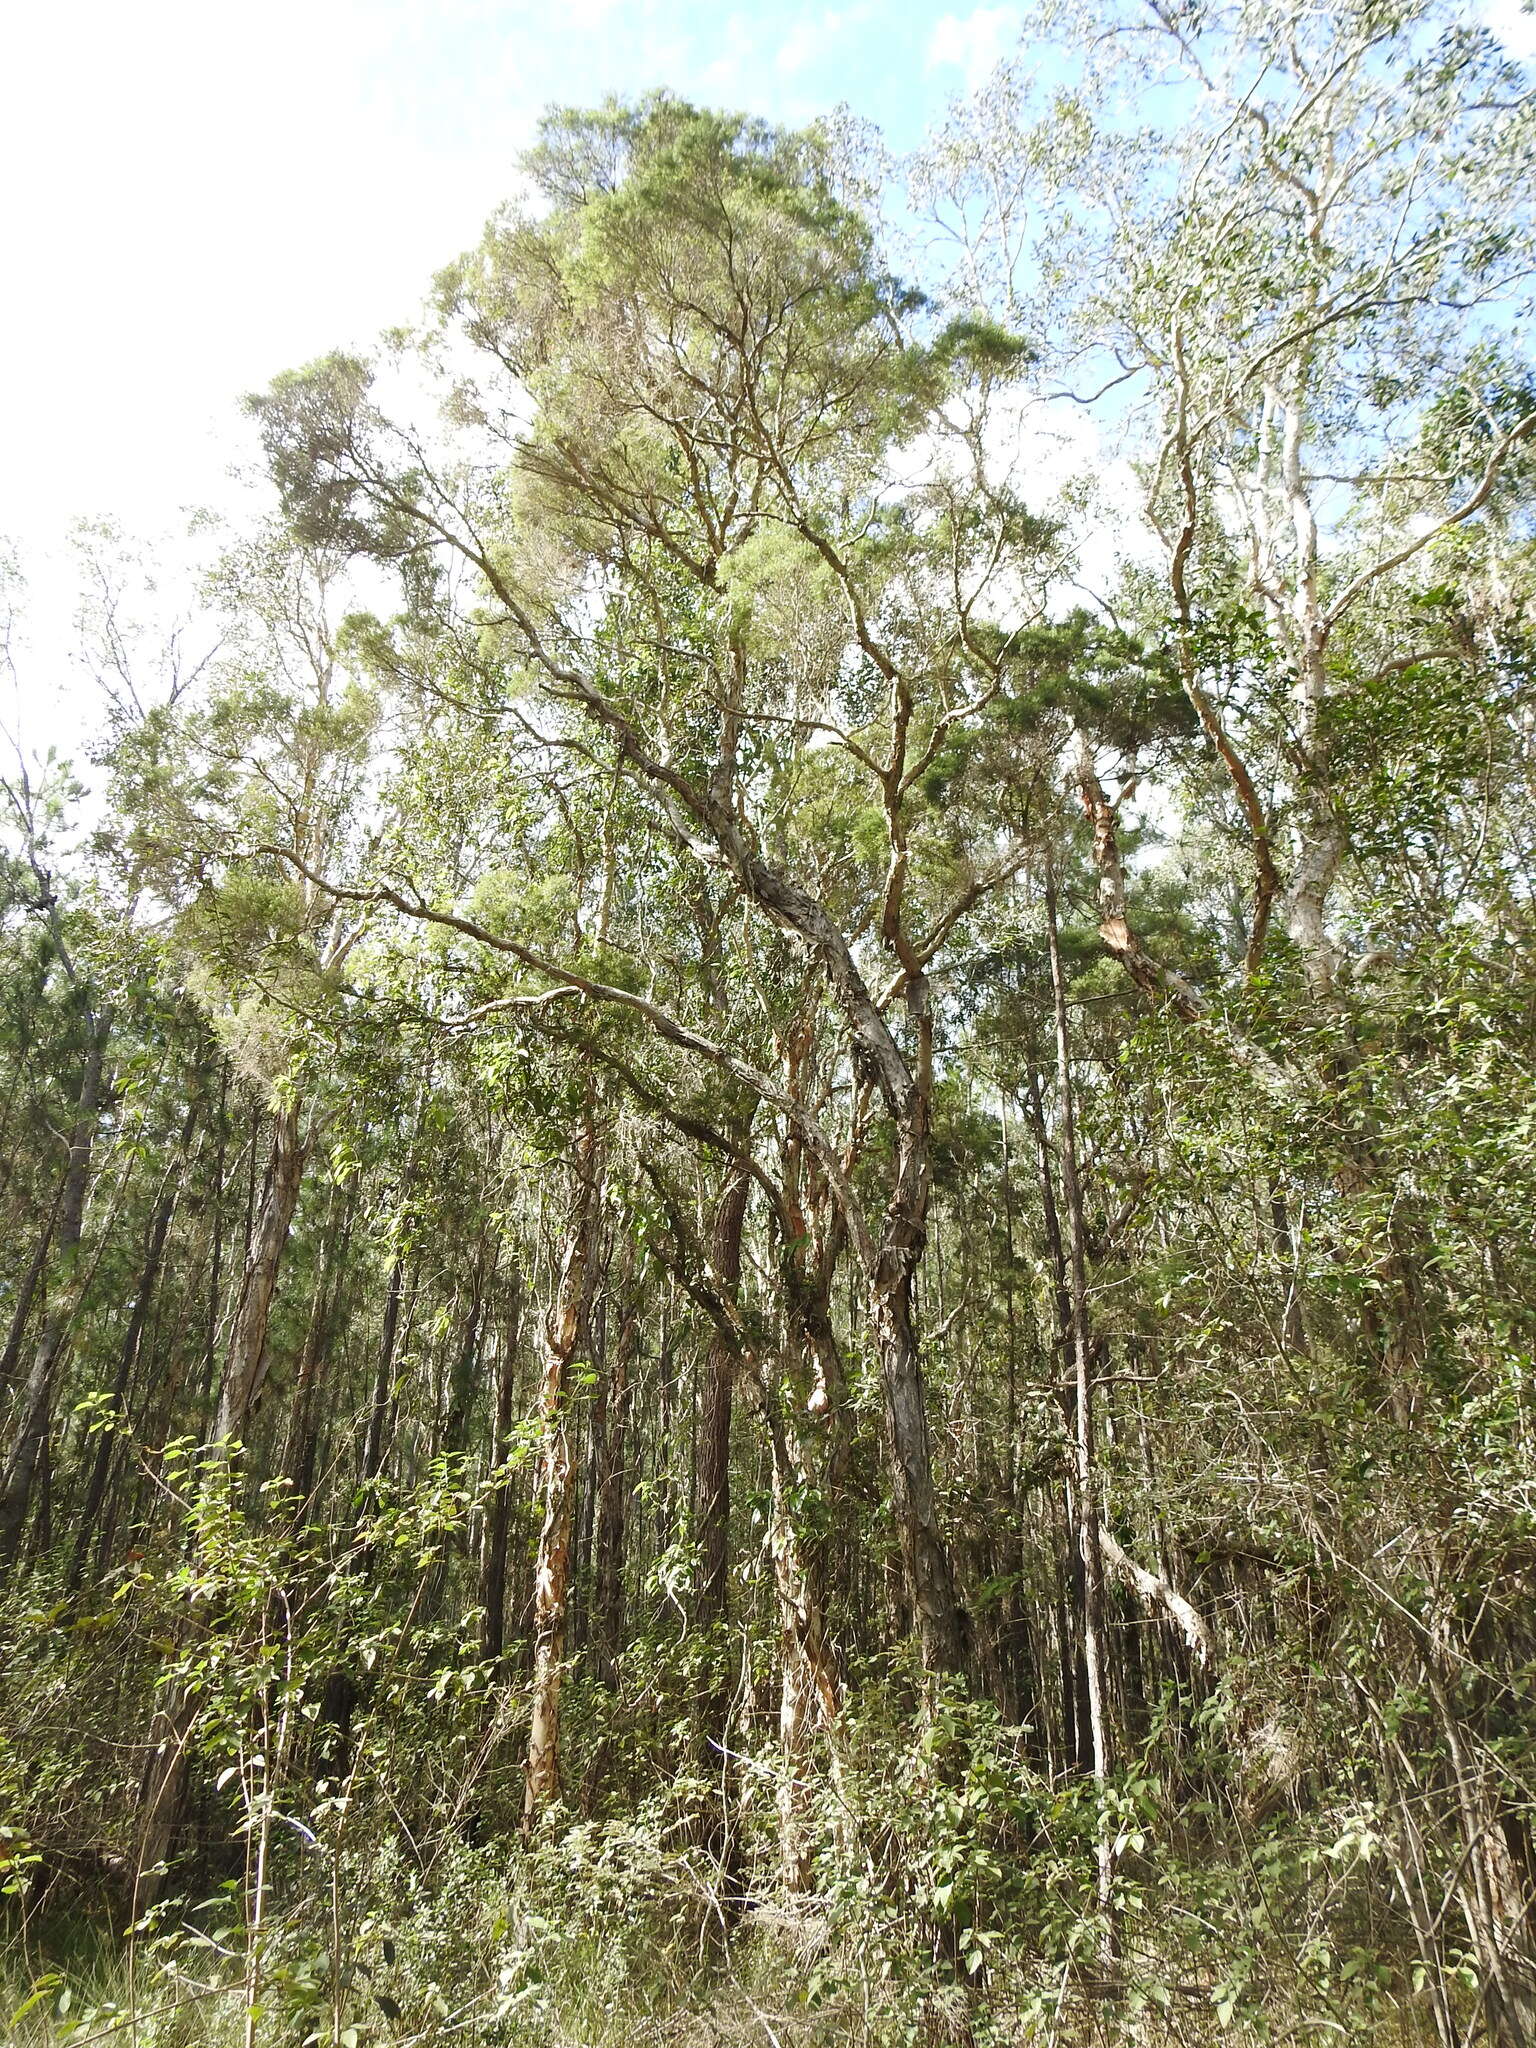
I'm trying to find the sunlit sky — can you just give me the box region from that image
[2,0,1532,755]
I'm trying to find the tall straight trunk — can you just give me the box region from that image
[752,1356,843,1892]
[1417,1645,1536,2048]
[481,1265,524,1668]
[570,1288,603,1656]
[216,1103,307,1444]
[285,1185,355,1507]
[868,1220,962,1675]
[1046,870,1116,1925]
[0,1022,107,1563]
[590,1302,633,1690]
[438,1265,485,1465]
[419,1271,487,1628]
[864,970,964,1676]
[280,1192,337,1499]
[70,1109,194,1587]
[524,1119,598,1822]
[137,1098,305,1912]
[0,1187,60,1392]
[360,1253,408,1491]
[198,1065,230,1413]
[698,1164,749,1626]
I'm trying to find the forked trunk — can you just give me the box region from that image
[869,1240,963,1676]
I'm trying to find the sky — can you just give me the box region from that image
[0,0,1032,756]
[0,2,1020,547]
[2,0,1533,758]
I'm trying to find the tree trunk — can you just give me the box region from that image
[590,1298,634,1689]
[283,1183,353,1508]
[482,1265,524,1668]
[864,967,964,1677]
[524,1120,598,1822]
[0,1189,59,1392]
[698,1165,749,1626]
[360,1252,408,1492]
[868,1228,963,1676]
[0,1023,107,1562]
[69,1112,193,1587]
[1046,869,1116,1934]
[756,1365,843,1893]
[215,1103,307,1444]
[134,1099,305,1911]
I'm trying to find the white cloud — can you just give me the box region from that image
[777,15,834,75]
[926,6,1020,93]
[1481,0,1536,58]
[775,6,872,76]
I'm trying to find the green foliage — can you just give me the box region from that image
[5,16,1536,2047]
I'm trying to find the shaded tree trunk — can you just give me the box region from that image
[0,1186,60,1392]
[754,1360,843,1893]
[697,1164,749,1626]
[524,1119,598,1822]
[285,1182,356,1508]
[0,1022,108,1562]
[360,1251,408,1493]
[1046,869,1116,1933]
[590,1293,634,1690]
[481,1264,524,1669]
[70,1109,195,1587]
[215,1102,307,1444]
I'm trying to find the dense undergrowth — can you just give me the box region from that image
[0,1482,1467,2045]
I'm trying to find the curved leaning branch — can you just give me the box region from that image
[256,844,876,1270]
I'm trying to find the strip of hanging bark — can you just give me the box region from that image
[1098,1526,1215,1667]
[1075,734,1206,1026]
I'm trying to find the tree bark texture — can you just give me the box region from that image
[524,1120,598,1822]
[0,1023,107,1562]
[697,1164,749,1626]
[215,1103,307,1444]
